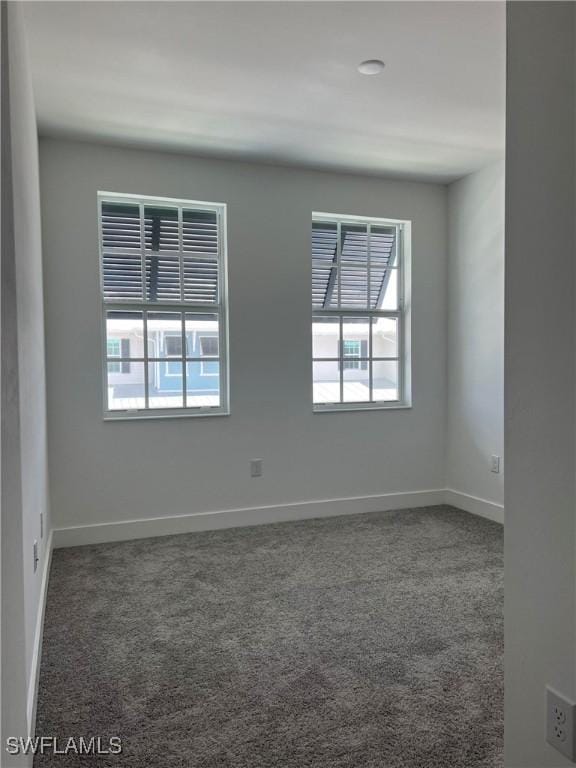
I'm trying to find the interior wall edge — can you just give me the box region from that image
[25,529,53,738]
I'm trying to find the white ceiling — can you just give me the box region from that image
[23,1,505,183]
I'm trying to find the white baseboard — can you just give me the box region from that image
[444,489,504,525]
[27,529,53,736]
[52,489,447,548]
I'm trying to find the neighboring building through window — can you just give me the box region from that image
[99,192,228,417]
[107,338,131,374]
[312,212,410,409]
[342,340,368,371]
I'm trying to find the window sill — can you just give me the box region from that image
[103,408,230,421]
[313,402,412,414]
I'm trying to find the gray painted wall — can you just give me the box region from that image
[1,0,50,757]
[505,3,576,766]
[447,162,504,506]
[39,138,447,530]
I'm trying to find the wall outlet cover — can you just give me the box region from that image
[250,459,263,478]
[547,686,576,761]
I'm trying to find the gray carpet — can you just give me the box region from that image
[35,505,503,768]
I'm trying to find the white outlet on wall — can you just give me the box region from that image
[547,686,576,761]
[491,455,501,474]
[250,459,263,478]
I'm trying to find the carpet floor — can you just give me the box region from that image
[35,505,503,768]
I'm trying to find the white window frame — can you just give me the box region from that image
[99,191,229,419]
[312,211,412,413]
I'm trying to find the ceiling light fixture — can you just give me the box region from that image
[358,59,385,76]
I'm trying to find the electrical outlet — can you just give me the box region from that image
[33,541,39,574]
[491,455,501,474]
[250,459,263,478]
[547,686,576,760]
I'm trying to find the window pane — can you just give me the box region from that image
[370,226,396,268]
[312,221,338,265]
[372,316,398,358]
[144,205,179,253]
[145,255,181,302]
[372,361,399,401]
[312,316,339,359]
[200,337,219,357]
[186,362,221,408]
[101,202,143,300]
[313,360,340,404]
[312,265,338,309]
[183,258,218,303]
[106,311,144,358]
[148,361,184,409]
[343,317,370,354]
[343,365,370,403]
[147,312,183,358]
[107,361,145,411]
[341,223,368,264]
[182,209,218,259]
[371,267,398,310]
[340,263,368,308]
[185,314,219,358]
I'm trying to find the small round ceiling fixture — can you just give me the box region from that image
[358,59,385,76]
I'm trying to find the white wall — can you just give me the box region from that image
[39,138,447,532]
[505,2,576,766]
[1,0,51,758]
[446,162,504,508]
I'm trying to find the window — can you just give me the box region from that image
[99,192,228,417]
[312,212,410,410]
[107,338,131,374]
[199,336,219,377]
[342,340,368,371]
[107,339,121,373]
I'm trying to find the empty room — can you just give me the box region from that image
[3,2,576,767]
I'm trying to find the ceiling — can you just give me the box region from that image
[23,1,505,183]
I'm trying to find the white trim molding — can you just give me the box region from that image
[27,529,53,736]
[52,490,447,548]
[444,489,504,525]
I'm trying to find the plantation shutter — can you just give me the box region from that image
[311,221,397,310]
[101,202,219,304]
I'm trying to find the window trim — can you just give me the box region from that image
[311,211,412,413]
[99,191,229,420]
